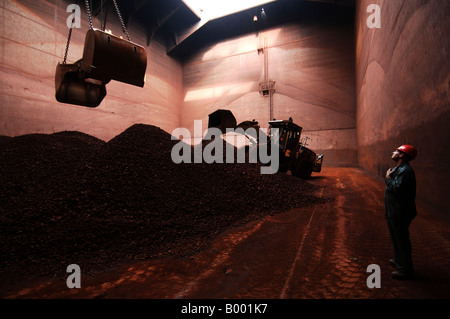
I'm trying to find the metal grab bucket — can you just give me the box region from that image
[55,62,107,108]
[81,29,147,87]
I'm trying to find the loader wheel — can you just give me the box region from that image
[293,159,313,179]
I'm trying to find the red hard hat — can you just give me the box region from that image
[397,145,417,159]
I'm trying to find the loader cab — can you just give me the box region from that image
[268,117,323,178]
[268,118,303,154]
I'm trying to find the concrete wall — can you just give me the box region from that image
[355,0,450,213]
[0,0,182,141]
[182,21,357,166]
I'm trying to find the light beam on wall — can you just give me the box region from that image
[184,81,254,102]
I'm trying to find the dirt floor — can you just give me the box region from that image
[3,166,450,300]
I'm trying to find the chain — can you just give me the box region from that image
[112,0,130,41]
[85,0,93,29]
[63,10,76,64]
[63,0,130,64]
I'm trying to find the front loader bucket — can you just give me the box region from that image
[208,109,237,134]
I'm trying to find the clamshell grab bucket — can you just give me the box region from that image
[81,29,147,87]
[55,28,147,107]
[55,62,107,107]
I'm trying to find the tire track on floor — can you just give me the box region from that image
[279,188,324,298]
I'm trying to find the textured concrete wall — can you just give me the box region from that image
[0,0,182,141]
[356,0,450,213]
[182,21,357,166]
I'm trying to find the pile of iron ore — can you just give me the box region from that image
[0,124,324,289]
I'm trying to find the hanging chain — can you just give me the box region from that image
[63,0,130,64]
[63,10,76,64]
[85,0,94,29]
[63,1,92,64]
[112,0,130,41]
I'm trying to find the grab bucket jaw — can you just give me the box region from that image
[55,62,106,108]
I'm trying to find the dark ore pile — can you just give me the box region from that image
[0,124,325,290]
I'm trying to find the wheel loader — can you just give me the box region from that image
[208,109,323,179]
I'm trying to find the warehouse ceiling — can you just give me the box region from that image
[86,0,355,60]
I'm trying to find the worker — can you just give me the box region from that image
[385,144,418,280]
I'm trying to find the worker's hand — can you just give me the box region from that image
[386,168,393,179]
